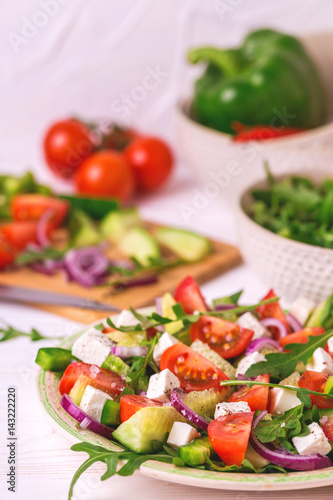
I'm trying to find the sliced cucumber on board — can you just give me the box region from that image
[155,227,212,262]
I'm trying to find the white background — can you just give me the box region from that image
[1,1,333,499]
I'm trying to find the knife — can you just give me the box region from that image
[0,284,120,312]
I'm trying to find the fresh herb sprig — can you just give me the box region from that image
[0,319,62,343]
[15,247,66,266]
[253,405,309,444]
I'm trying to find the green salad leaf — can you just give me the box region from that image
[254,405,309,444]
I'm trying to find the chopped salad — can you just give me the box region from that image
[36,277,333,498]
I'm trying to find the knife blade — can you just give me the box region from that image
[0,284,120,312]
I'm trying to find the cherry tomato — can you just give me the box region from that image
[280,327,325,348]
[229,374,270,411]
[321,416,333,442]
[11,194,69,229]
[190,316,254,359]
[75,150,135,204]
[43,119,94,179]
[59,362,126,398]
[120,394,163,423]
[208,411,254,466]
[124,136,173,191]
[298,370,333,409]
[0,237,16,269]
[232,122,305,142]
[1,221,38,251]
[160,342,228,392]
[174,276,207,314]
[257,289,291,340]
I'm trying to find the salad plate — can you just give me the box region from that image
[37,309,333,492]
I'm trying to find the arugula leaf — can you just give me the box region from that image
[16,247,65,266]
[245,330,333,379]
[254,405,308,443]
[126,337,158,393]
[0,319,61,343]
[205,456,257,473]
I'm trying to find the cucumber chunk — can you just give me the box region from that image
[184,386,232,419]
[178,436,212,466]
[161,292,184,335]
[35,347,72,372]
[245,443,269,469]
[105,329,146,347]
[100,208,141,242]
[113,406,186,453]
[68,374,89,406]
[102,353,129,376]
[101,400,121,426]
[155,227,212,262]
[118,227,160,266]
[190,340,236,379]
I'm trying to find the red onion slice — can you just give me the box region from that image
[260,318,288,339]
[170,388,208,430]
[61,394,114,439]
[250,411,332,471]
[64,247,108,287]
[286,313,303,332]
[246,338,283,356]
[111,345,147,359]
[114,275,158,291]
[36,209,55,248]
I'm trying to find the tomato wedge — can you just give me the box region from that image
[120,394,163,423]
[298,370,333,409]
[11,194,69,229]
[321,416,333,442]
[0,237,16,269]
[1,221,38,251]
[174,276,207,314]
[228,374,270,411]
[59,362,126,398]
[280,327,325,348]
[190,315,253,359]
[208,411,254,466]
[257,289,291,339]
[160,342,228,392]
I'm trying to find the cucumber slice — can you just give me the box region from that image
[280,372,300,387]
[190,340,236,379]
[101,400,121,426]
[105,330,146,347]
[68,375,89,406]
[155,227,212,262]
[100,208,141,242]
[161,292,184,336]
[245,443,269,469]
[113,406,186,453]
[68,208,100,247]
[184,386,232,419]
[324,376,333,395]
[178,436,212,467]
[102,353,129,376]
[118,227,160,266]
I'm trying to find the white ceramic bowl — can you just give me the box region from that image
[235,173,333,303]
[175,32,333,205]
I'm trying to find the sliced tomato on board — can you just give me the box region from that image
[280,327,325,348]
[11,194,69,229]
[174,276,207,314]
[208,411,254,466]
[228,374,270,411]
[190,315,253,359]
[0,237,16,269]
[321,416,333,442]
[120,394,163,423]
[298,370,333,409]
[160,342,228,393]
[257,289,291,340]
[1,221,38,251]
[59,362,126,398]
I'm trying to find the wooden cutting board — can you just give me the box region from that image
[0,228,241,324]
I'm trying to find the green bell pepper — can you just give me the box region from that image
[188,29,327,135]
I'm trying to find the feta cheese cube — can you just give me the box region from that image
[79,385,113,423]
[292,422,331,456]
[72,328,113,366]
[289,297,315,326]
[146,369,180,403]
[214,401,251,419]
[235,352,266,378]
[114,309,139,328]
[306,347,333,375]
[153,332,179,365]
[236,312,271,340]
[269,386,301,415]
[327,336,333,354]
[166,422,200,449]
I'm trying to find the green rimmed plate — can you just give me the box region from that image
[37,313,333,491]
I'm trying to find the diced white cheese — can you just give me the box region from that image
[153,332,179,365]
[289,297,315,326]
[292,422,331,456]
[72,328,113,366]
[214,401,251,419]
[327,336,333,354]
[235,352,266,378]
[146,368,180,403]
[166,422,200,449]
[79,385,113,423]
[306,347,333,375]
[114,309,139,328]
[269,386,301,415]
[236,312,271,340]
